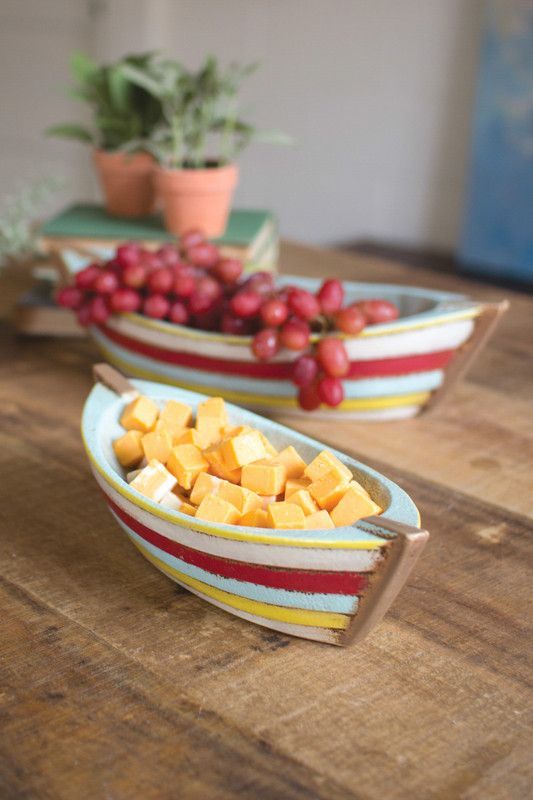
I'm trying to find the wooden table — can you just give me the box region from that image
[1,244,532,799]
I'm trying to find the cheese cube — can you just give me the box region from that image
[126,468,142,483]
[141,429,172,464]
[268,446,306,479]
[239,508,269,528]
[257,431,278,457]
[308,470,350,510]
[304,450,352,484]
[285,476,311,499]
[304,510,335,529]
[167,444,209,490]
[330,484,382,527]
[218,482,262,516]
[195,494,240,525]
[130,459,177,502]
[223,424,253,437]
[113,430,144,468]
[160,399,192,429]
[153,419,187,445]
[290,489,319,516]
[220,430,267,470]
[241,460,287,496]
[175,428,209,448]
[203,443,242,484]
[120,395,159,433]
[260,495,278,509]
[267,502,305,530]
[160,491,185,511]
[196,397,228,444]
[190,471,223,505]
[179,502,197,516]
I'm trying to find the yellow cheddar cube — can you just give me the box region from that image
[303,510,335,529]
[167,444,209,491]
[179,501,197,516]
[195,494,240,525]
[175,427,209,448]
[257,431,278,457]
[290,489,318,516]
[195,416,224,448]
[189,471,223,505]
[153,419,187,445]
[218,482,261,516]
[220,430,267,471]
[284,476,311,499]
[113,430,144,468]
[239,508,269,528]
[197,396,228,426]
[141,429,172,464]
[203,443,242,484]
[160,399,192,429]
[304,450,352,484]
[330,484,382,527]
[260,495,278,509]
[241,460,287,496]
[308,470,350,510]
[130,459,177,503]
[120,395,159,433]
[268,446,306,479]
[267,502,305,530]
[223,424,253,437]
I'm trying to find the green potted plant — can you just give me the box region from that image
[123,56,290,237]
[46,52,163,218]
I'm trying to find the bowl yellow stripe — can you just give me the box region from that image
[133,538,349,629]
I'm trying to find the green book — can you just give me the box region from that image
[38,203,277,263]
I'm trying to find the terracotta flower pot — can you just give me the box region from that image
[155,163,238,237]
[93,150,156,218]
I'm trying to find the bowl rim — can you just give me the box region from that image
[109,275,484,345]
[82,377,421,549]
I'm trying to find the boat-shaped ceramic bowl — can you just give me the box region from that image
[82,364,429,645]
[89,276,507,420]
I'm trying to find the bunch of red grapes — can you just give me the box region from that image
[57,231,399,411]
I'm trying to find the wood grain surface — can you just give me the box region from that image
[1,244,532,800]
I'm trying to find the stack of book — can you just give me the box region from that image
[14,203,278,336]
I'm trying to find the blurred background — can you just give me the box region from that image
[1,0,531,282]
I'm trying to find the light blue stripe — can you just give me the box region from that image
[115,514,358,613]
[91,328,443,398]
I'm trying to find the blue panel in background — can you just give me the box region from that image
[459,1,533,284]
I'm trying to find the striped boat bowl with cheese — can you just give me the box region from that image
[88,275,507,420]
[82,372,429,645]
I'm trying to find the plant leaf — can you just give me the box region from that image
[71,51,97,84]
[107,66,131,113]
[45,123,94,143]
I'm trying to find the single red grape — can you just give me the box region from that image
[318,278,344,315]
[168,301,189,325]
[56,286,84,310]
[230,290,262,318]
[180,229,205,250]
[189,289,216,315]
[76,302,93,327]
[334,305,366,335]
[221,313,251,335]
[147,267,174,294]
[109,288,141,314]
[186,242,219,268]
[260,298,289,327]
[174,271,196,298]
[316,337,349,378]
[89,295,110,325]
[317,376,345,407]
[123,262,147,289]
[251,328,280,361]
[279,318,311,350]
[215,258,243,284]
[243,271,274,295]
[292,354,318,387]
[298,382,321,411]
[196,276,222,301]
[157,243,181,267]
[143,294,170,319]
[94,269,119,295]
[288,288,320,321]
[116,243,141,271]
[356,299,399,325]
[140,251,163,272]
[75,263,101,290]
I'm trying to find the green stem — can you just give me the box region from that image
[171,116,182,168]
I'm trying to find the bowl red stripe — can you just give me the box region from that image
[99,324,454,379]
[106,495,368,595]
